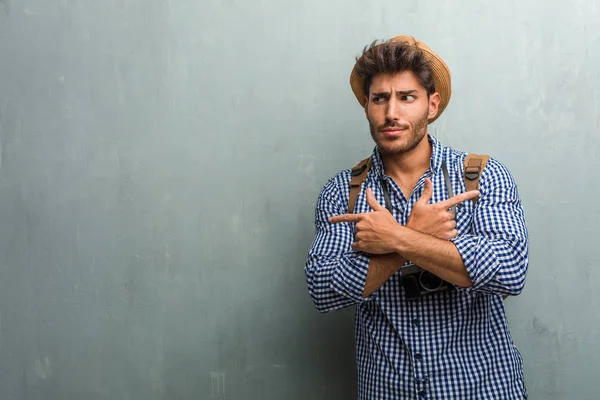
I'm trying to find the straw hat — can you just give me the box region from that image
[349,35,451,123]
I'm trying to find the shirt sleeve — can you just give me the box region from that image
[451,158,529,297]
[304,177,375,313]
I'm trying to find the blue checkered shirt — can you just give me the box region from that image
[305,135,529,399]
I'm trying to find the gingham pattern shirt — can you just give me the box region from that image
[305,135,529,399]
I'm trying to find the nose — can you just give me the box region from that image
[385,96,399,122]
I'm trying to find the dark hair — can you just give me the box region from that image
[354,40,436,97]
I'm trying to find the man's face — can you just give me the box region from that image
[365,71,440,156]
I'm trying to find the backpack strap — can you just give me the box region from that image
[348,157,372,214]
[464,154,490,205]
[464,154,507,299]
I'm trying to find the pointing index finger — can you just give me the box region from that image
[329,213,363,224]
[437,190,480,209]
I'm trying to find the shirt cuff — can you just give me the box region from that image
[451,234,500,292]
[330,252,374,302]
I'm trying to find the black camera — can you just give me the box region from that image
[400,263,453,300]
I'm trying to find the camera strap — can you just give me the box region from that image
[379,161,453,213]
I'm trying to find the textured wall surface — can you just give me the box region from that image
[0,0,598,398]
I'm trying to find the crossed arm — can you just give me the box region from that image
[330,181,477,297]
[305,166,528,312]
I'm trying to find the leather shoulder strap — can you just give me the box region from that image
[464,154,490,205]
[348,158,371,214]
[464,154,506,300]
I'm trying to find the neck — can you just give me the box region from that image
[380,134,432,183]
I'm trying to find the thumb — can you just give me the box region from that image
[366,188,386,212]
[416,178,433,205]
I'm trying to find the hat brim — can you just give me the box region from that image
[349,35,451,124]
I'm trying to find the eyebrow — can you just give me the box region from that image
[371,90,417,97]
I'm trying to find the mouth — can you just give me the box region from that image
[380,128,406,138]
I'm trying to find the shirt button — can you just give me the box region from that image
[419,390,426,397]
[415,353,422,360]
[413,318,420,327]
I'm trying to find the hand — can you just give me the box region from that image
[329,188,400,254]
[406,178,479,240]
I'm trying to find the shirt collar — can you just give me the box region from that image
[370,134,444,179]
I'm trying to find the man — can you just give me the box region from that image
[304,35,528,399]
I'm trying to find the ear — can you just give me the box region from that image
[428,92,441,121]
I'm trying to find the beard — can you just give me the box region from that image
[369,108,429,156]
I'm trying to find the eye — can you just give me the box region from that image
[402,95,416,102]
[372,96,385,103]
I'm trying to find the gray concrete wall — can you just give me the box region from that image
[0,0,598,398]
